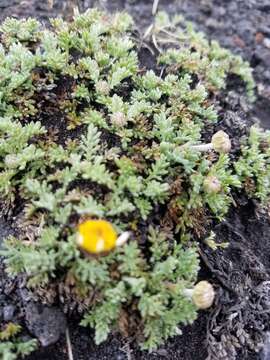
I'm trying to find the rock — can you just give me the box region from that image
[255,32,265,44]
[0,218,13,250]
[258,25,270,36]
[19,288,33,303]
[233,35,246,48]
[215,6,226,17]
[116,354,126,360]
[263,38,270,49]
[258,5,270,12]
[0,0,19,8]
[261,332,270,360]
[156,348,169,357]
[205,18,222,29]
[265,70,270,82]
[254,48,270,67]
[3,305,15,321]
[25,302,67,347]
[0,294,7,304]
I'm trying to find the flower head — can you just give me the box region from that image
[77,220,117,254]
[192,281,215,309]
[5,154,19,169]
[203,175,221,194]
[77,219,130,254]
[95,80,110,95]
[211,130,231,153]
[110,112,127,127]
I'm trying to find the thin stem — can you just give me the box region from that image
[152,0,160,15]
[160,28,182,41]
[66,327,74,360]
[182,288,193,299]
[143,23,154,40]
[190,143,213,152]
[152,34,163,53]
[156,38,181,45]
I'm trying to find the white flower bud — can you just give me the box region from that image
[110,112,127,127]
[211,131,231,153]
[5,154,19,169]
[95,80,110,95]
[192,281,215,309]
[203,175,221,194]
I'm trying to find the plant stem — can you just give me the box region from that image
[190,143,213,152]
[65,327,74,360]
[182,288,193,299]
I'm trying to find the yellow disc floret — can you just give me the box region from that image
[77,220,117,254]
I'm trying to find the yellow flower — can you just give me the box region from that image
[77,220,117,254]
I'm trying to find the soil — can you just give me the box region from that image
[0,1,270,360]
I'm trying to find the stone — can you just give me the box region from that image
[25,302,67,347]
[254,48,270,67]
[258,25,270,36]
[263,38,270,49]
[0,218,13,250]
[261,332,270,360]
[156,348,169,357]
[3,304,15,321]
[205,18,222,29]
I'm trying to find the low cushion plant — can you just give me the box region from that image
[0,9,269,353]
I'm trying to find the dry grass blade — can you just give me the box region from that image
[48,0,54,9]
[152,0,160,15]
[66,327,74,360]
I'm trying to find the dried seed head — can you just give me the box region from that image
[110,112,127,127]
[211,130,231,153]
[192,281,215,309]
[203,175,222,194]
[95,80,110,95]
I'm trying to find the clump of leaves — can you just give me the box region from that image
[235,125,270,201]
[0,9,268,352]
[0,323,37,360]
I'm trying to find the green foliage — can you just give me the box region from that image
[235,126,270,201]
[0,8,267,353]
[0,340,37,360]
[0,323,37,360]
[154,12,255,100]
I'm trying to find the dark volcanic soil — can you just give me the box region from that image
[0,1,270,360]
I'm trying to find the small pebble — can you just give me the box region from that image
[258,25,270,36]
[255,32,264,44]
[263,38,270,49]
[233,35,246,48]
[156,348,168,357]
[3,305,15,321]
[116,354,126,360]
[205,18,222,29]
[261,332,270,360]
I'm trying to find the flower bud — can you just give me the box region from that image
[5,154,19,169]
[211,130,231,153]
[95,80,110,95]
[110,112,127,127]
[203,175,221,194]
[192,281,215,309]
